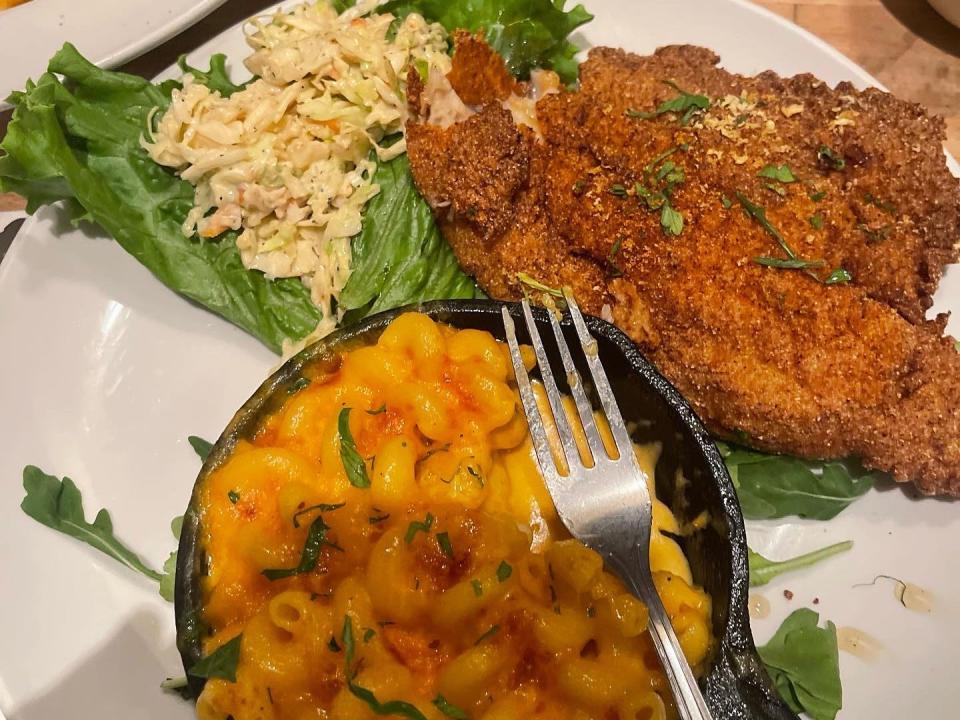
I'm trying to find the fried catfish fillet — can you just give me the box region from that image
[406,37,960,496]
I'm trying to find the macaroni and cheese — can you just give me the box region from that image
[192,312,712,720]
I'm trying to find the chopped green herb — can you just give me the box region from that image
[824,268,852,285]
[642,144,687,175]
[627,80,710,124]
[572,178,586,195]
[517,272,564,298]
[436,531,454,558]
[721,194,733,209]
[809,189,827,202]
[288,377,311,395]
[465,465,484,487]
[758,164,798,183]
[817,145,846,171]
[20,466,163,582]
[660,203,684,236]
[809,214,824,230]
[753,256,825,270]
[765,183,788,197]
[735,192,792,257]
[292,502,345,529]
[227,490,240,504]
[188,634,242,683]
[471,579,483,597]
[363,628,376,643]
[863,192,896,214]
[607,237,624,277]
[758,609,841,720]
[366,404,387,415]
[749,541,853,586]
[859,223,892,244]
[338,408,371,488]
[609,183,628,197]
[405,513,435,544]
[262,516,339,580]
[188,436,214,461]
[369,513,390,524]
[496,560,513,582]
[474,624,501,645]
[342,616,429,719]
[433,695,469,719]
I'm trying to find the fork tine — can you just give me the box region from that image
[562,289,639,467]
[519,299,584,477]
[501,307,567,488]
[547,307,609,465]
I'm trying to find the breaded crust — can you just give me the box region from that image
[406,40,960,496]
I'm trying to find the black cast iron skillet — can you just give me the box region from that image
[175,299,798,720]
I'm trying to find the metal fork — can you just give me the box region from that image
[501,291,714,720]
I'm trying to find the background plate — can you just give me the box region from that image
[0,0,957,717]
[0,0,226,101]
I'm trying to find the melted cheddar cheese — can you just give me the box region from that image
[194,312,712,720]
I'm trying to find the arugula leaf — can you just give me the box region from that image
[0,45,322,353]
[21,465,162,582]
[262,515,339,580]
[379,0,592,84]
[339,154,479,316]
[758,609,842,720]
[717,442,875,520]
[158,515,184,602]
[188,435,214,461]
[188,634,242,683]
[749,541,853,587]
[433,695,469,719]
[338,408,371,488]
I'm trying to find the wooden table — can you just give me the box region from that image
[2,0,959,219]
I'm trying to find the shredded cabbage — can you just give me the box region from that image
[143,0,451,331]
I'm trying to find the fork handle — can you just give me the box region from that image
[629,577,715,720]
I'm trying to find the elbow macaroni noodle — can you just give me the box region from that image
[194,312,712,720]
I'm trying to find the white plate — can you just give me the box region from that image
[0,0,227,101]
[1,0,959,717]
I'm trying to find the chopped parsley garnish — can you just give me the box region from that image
[474,624,500,645]
[363,628,376,643]
[496,560,513,582]
[642,144,687,175]
[338,408,371,488]
[227,490,240,504]
[808,189,827,202]
[262,515,341,580]
[754,257,825,270]
[765,183,788,198]
[859,223,893,244]
[287,377,311,395]
[432,695,469,719]
[609,183,628,197]
[607,237,624,277]
[809,214,824,230]
[660,204,684,236]
[292,501,345,529]
[342,616,428,719]
[735,191,794,257]
[366,404,387,415]
[825,268,853,285]
[864,192,897,214]
[721,194,733,209]
[817,144,846,171]
[758,164,798,183]
[627,80,710,125]
[471,579,483,597]
[405,513,434,544]
[436,531,454,558]
[572,178,586,196]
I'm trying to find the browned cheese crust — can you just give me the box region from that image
[405,39,960,496]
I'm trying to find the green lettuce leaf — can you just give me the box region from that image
[0,44,322,353]
[380,0,592,83]
[340,154,479,314]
